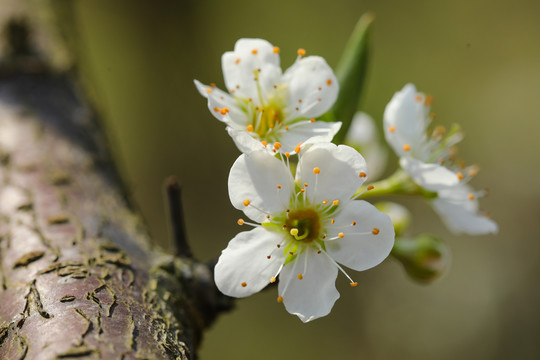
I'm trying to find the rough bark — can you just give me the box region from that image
[0,17,231,360]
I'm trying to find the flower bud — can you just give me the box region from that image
[391,234,450,283]
[375,201,411,237]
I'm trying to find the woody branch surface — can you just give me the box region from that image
[0,17,231,360]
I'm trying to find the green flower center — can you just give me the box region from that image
[286,208,320,243]
[255,104,283,139]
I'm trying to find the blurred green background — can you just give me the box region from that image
[57,0,540,359]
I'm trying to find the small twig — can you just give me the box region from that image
[164,176,192,258]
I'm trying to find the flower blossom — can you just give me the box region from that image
[195,38,341,154]
[215,143,394,322]
[383,84,498,235]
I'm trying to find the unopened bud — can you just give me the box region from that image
[391,234,450,283]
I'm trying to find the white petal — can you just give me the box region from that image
[278,120,341,153]
[383,83,430,157]
[222,39,282,102]
[278,247,339,322]
[432,186,498,235]
[226,127,269,154]
[400,157,460,191]
[194,80,247,125]
[215,228,286,298]
[228,150,294,222]
[296,143,367,204]
[281,56,338,119]
[326,200,395,271]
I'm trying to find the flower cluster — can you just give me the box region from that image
[194,38,497,322]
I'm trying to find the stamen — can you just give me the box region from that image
[425,95,433,105]
[468,193,475,200]
[389,125,396,133]
[273,46,280,54]
[331,219,335,224]
[274,142,282,150]
[350,282,358,287]
[252,49,258,55]
[243,199,250,206]
[415,94,423,102]
[294,142,303,153]
[326,79,333,86]
[214,107,220,112]
[241,282,247,287]
[457,172,464,180]
[372,228,380,235]
[352,221,357,226]
[261,141,268,147]
[359,172,367,178]
[277,185,282,189]
[313,167,320,174]
[277,296,284,303]
[270,276,276,283]
[297,48,306,56]
[237,219,244,225]
[297,274,303,280]
[247,125,253,132]
[367,185,374,191]
[322,199,328,205]
[403,144,411,152]
[304,183,308,187]
[206,88,212,94]
[332,200,339,206]
[235,58,241,64]
[310,118,316,123]
[220,108,229,115]
[319,249,357,285]
[338,232,344,238]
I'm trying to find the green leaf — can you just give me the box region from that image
[324,13,374,144]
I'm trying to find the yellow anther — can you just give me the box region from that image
[425,95,433,106]
[273,46,280,54]
[297,274,303,280]
[326,79,333,86]
[261,141,268,147]
[338,232,344,238]
[304,183,308,187]
[297,48,306,56]
[285,152,290,158]
[298,99,303,103]
[469,168,479,177]
[247,125,254,132]
[317,250,322,254]
[277,184,282,189]
[367,185,374,191]
[214,107,220,112]
[237,219,244,225]
[267,255,271,259]
[457,172,464,180]
[243,199,250,206]
[220,107,229,115]
[277,296,284,303]
[468,193,475,200]
[332,200,339,206]
[295,142,303,153]
[352,221,357,226]
[210,83,216,88]
[266,215,270,219]
[206,88,212,94]
[331,219,335,224]
[415,94,423,102]
[350,282,358,287]
[403,144,411,152]
[274,142,282,149]
[290,228,299,236]
[270,277,276,283]
[313,167,321,174]
[359,172,367,178]
[235,58,241,64]
[389,125,396,133]
[241,282,247,287]
[372,228,380,235]
[300,189,305,193]
[252,49,258,55]
[322,199,328,205]
[310,118,316,123]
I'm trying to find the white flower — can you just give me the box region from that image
[195,38,341,154]
[345,112,388,181]
[432,185,498,235]
[383,84,497,235]
[215,143,395,322]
